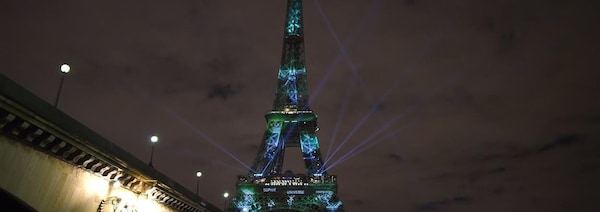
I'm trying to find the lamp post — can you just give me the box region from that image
[223,192,229,211]
[54,63,70,107]
[149,135,158,167]
[195,171,202,195]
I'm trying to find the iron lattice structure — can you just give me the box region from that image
[230,0,343,211]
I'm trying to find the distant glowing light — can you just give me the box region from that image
[224,192,229,198]
[196,171,202,178]
[150,135,158,143]
[60,63,70,74]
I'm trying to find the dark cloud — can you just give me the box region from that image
[348,199,365,206]
[467,167,507,182]
[554,114,600,125]
[474,134,586,162]
[577,162,600,176]
[537,134,582,153]
[451,195,471,203]
[423,167,507,183]
[500,31,517,42]
[387,153,403,161]
[404,0,417,6]
[205,57,236,75]
[418,195,471,211]
[207,83,238,100]
[491,187,504,194]
[1,0,599,211]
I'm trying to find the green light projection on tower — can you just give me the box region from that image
[230,0,344,211]
[300,132,323,174]
[234,187,260,211]
[286,0,302,35]
[278,68,306,105]
[259,121,283,175]
[233,178,342,212]
[273,0,309,111]
[300,133,319,154]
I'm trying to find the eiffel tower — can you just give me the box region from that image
[229,0,344,211]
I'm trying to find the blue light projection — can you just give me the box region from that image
[300,132,325,175]
[300,133,319,154]
[278,68,306,105]
[286,0,302,36]
[327,201,343,211]
[232,0,344,210]
[235,188,260,212]
[287,195,296,208]
[260,121,283,175]
[316,191,343,211]
[267,199,276,209]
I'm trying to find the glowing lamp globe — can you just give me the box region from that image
[60,64,70,74]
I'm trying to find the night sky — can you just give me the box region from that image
[2,0,599,211]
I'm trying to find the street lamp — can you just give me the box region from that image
[149,135,158,167]
[195,171,202,195]
[54,63,71,107]
[223,192,229,211]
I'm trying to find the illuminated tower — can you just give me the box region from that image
[230,0,344,211]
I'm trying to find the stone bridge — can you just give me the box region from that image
[0,74,221,212]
